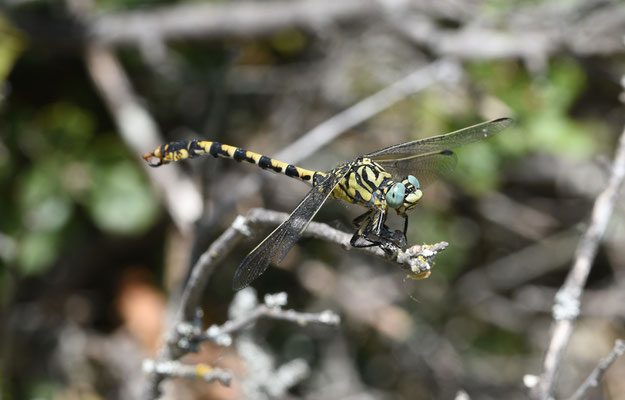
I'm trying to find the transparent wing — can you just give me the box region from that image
[232,164,352,290]
[375,150,458,189]
[366,118,513,159]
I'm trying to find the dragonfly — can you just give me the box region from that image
[143,117,513,289]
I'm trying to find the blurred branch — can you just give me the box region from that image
[391,16,555,70]
[298,259,466,391]
[228,290,325,398]
[530,120,625,399]
[457,229,580,306]
[83,43,203,233]
[514,283,625,319]
[144,289,338,398]
[567,339,625,400]
[142,360,232,386]
[237,337,310,398]
[200,296,340,345]
[12,0,625,67]
[455,390,471,400]
[62,0,204,233]
[477,193,561,241]
[88,0,382,44]
[274,59,462,163]
[86,0,625,68]
[388,0,625,70]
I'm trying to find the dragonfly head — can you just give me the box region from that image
[385,175,422,216]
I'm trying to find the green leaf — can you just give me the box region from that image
[454,142,500,194]
[18,231,59,275]
[18,162,73,232]
[87,162,159,234]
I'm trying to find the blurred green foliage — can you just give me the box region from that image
[0,15,24,83]
[2,98,158,275]
[469,59,595,159]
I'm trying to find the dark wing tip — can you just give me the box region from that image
[232,271,251,291]
[232,277,249,291]
[232,254,272,291]
[491,117,514,128]
[232,262,253,290]
[439,149,454,155]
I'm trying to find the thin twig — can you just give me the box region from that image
[389,0,625,71]
[44,0,624,62]
[531,123,625,399]
[229,291,316,398]
[205,305,340,341]
[273,59,462,164]
[89,0,385,45]
[457,228,580,306]
[201,290,340,346]
[15,0,625,65]
[142,360,232,386]
[145,289,338,396]
[567,339,625,400]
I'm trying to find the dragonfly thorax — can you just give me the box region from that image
[329,157,423,216]
[385,175,423,217]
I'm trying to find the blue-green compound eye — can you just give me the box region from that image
[386,182,406,208]
[407,175,420,189]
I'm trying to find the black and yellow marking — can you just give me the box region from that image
[143,141,394,211]
[143,140,320,185]
[329,158,393,210]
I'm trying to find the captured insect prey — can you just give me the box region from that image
[143,118,513,289]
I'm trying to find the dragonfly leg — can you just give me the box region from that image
[350,210,382,248]
[398,215,408,245]
[372,209,403,247]
[351,230,399,256]
[350,209,404,251]
[350,232,380,248]
[352,210,374,228]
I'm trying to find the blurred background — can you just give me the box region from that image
[2,0,625,399]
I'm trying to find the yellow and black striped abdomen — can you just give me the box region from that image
[143,139,323,185]
[143,142,393,210]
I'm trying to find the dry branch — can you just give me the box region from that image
[142,360,232,386]
[567,339,625,400]
[530,121,625,399]
[89,0,381,44]
[143,289,339,397]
